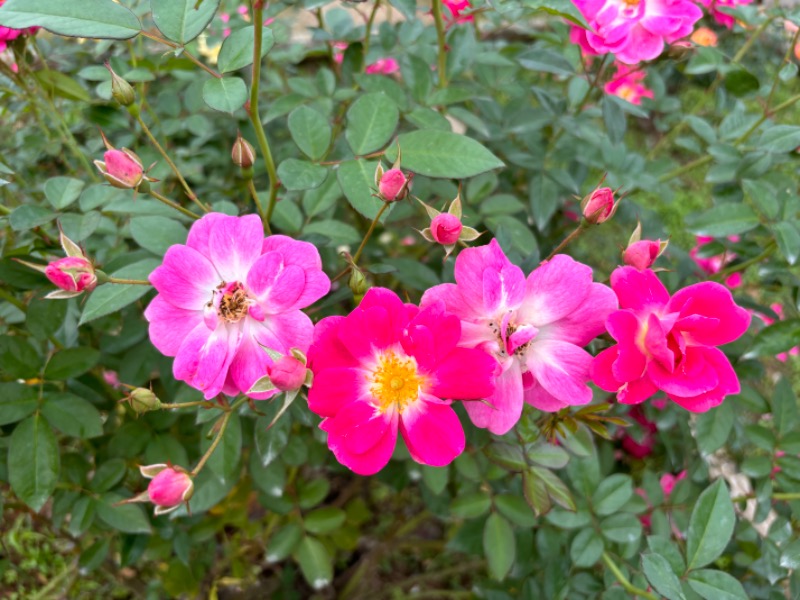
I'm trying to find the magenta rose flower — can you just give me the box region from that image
[145,213,330,400]
[591,267,751,412]
[698,0,752,29]
[422,240,618,434]
[307,288,496,475]
[45,256,97,293]
[570,0,703,64]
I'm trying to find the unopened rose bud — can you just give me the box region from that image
[105,63,135,107]
[581,187,616,224]
[623,239,662,271]
[45,256,97,293]
[430,213,463,245]
[269,356,307,392]
[231,134,256,169]
[348,267,368,298]
[139,465,193,515]
[125,387,162,414]
[95,148,145,190]
[379,168,409,202]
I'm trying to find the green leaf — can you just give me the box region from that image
[0,383,38,426]
[9,205,56,231]
[687,569,748,600]
[600,513,642,544]
[521,0,588,27]
[151,0,219,45]
[44,177,85,209]
[9,415,60,512]
[602,95,627,144]
[758,125,800,153]
[89,459,128,493]
[421,465,449,495]
[495,494,537,528]
[79,258,158,325]
[202,412,241,485]
[686,204,760,237]
[217,24,274,73]
[570,528,603,567]
[0,336,41,379]
[591,474,633,516]
[451,492,492,519]
[745,318,800,359]
[44,347,100,380]
[34,71,91,102]
[772,221,800,265]
[695,401,734,455]
[723,68,759,97]
[304,507,346,535]
[42,393,103,439]
[293,536,333,591]
[780,538,800,569]
[527,443,569,469]
[772,377,798,438]
[297,479,330,510]
[483,513,516,581]
[685,480,735,572]
[68,496,96,537]
[648,535,686,574]
[642,553,687,600]
[96,493,152,534]
[345,93,400,155]
[202,76,248,114]
[336,159,386,220]
[288,106,332,161]
[389,130,504,178]
[277,159,328,191]
[266,523,303,563]
[130,216,188,256]
[26,295,68,340]
[0,0,141,39]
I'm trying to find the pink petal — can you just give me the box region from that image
[144,295,204,356]
[453,240,525,315]
[186,213,227,258]
[428,347,497,400]
[643,313,674,372]
[253,310,315,355]
[526,340,593,407]
[553,282,618,346]
[618,376,659,405]
[647,346,718,398]
[207,214,264,282]
[309,367,370,417]
[668,282,751,346]
[322,403,398,475]
[667,347,739,412]
[400,395,465,467]
[606,310,647,382]
[518,255,594,326]
[591,347,623,393]
[149,245,218,310]
[308,316,357,371]
[463,360,523,435]
[524,379,570,412]
[610,267,670,313]
[173,323,238,399]
[229,330,276,400]
[402,300,461,372]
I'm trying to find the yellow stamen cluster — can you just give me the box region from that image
[369,352,423,413]
[218,285,249,323]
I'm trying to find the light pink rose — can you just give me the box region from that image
[269,355,307,391]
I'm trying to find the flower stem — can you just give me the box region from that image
[363,0,381,66]
[190,398,246,477]
[545,221,590,261]
[352,203,390,267]
[107,277,151,286]
[432,0,448,89]
[602,552,657,600]
[148,189,201,220]
[139,30,222,79]
[248,178,270,234]
[135,114,208,213]
[160,400,220,410]
[250,2,280,230]
[713,241,776,280]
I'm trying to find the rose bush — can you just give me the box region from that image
[1,0,799,597]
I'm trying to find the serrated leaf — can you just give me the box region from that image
[687,569,748,600]
[42,393,103,439]
[288,106,332,161]
[642,553,687,600]
[483,513,516,580]
[79,259,158,325]
[217,24,274,73]
[9,414,60,512]
[386,130,504,179]
[0,0,141,39]
[151,0,219,45]
[202,76,248,114]
[685,480,735,572]
[345,93,399,155]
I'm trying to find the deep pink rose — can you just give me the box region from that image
[269,355,307,391]
[582,187,616,223]
[45,256,96,293]
[623,239,661,271]
[379,168,408,202]
[430,213,463,245]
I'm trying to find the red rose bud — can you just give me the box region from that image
[581,187,616,224]
[140,465,193,515]
[231,133,256,169]
[430,213,463,245]
[623,239,662,271]
[45,256,97,293]
[269,355,307,391]
[95,148,144,189]
[379,168,409,202]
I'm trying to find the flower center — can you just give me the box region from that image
[215,282,251,323]
[369,351,423,413]
[622,0,640,5]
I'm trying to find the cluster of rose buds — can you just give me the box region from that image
[16,228,97,299]
[417,193,480,260]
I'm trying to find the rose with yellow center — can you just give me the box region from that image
[369,352,425,413]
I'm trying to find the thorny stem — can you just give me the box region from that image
[432,0,448,89]
[248,179,270,233]
[363,0,382,66]
[107,277,151,286]
[135,114,208,213]
[148,189,201,220]
[191,398,246,477]
[545,221,590,261]
[601,552,657,600]
[250,1,280,229]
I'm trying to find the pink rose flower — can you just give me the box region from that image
[582,187,616,223]
[45,256,97,293]
[430,213,463,246]
[365,57,400,75]
[570,0,703,64]
[0,0,39,53]
[145,213,330,400]
[269,355,307,391]
[422,240,618,434]
[660,470,687,497]
[443,0,473,25]
[623,239,661,271]
[689,235,741,289]
[138,464,193,515]
[591,267,751,412]
[307,288,497,475]
[698,0,752,29]
[604,63,654,105]
[378,168,408,202]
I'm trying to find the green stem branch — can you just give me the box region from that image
[432,0,448,89]
[363,0,381,66]
[190,398,245,477]
[148,189,201,220]
[250,2,280,229]
[602,552,657,600]
[352,203,390,267]
[248,178,269,233]
[107,277,152,286]
[160,400,220,410]
[545,221,590,261]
